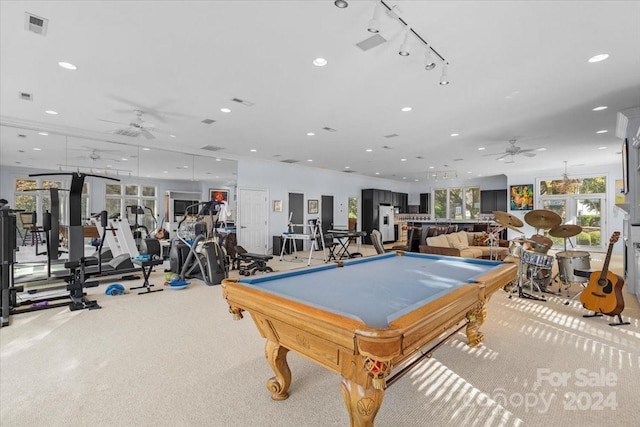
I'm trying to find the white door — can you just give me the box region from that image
[238,188,269,254]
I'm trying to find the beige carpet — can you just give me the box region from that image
[1,248,639,426]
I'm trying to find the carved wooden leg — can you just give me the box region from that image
[465,298,488,347]
[340,377,384,427]
[264,339,291,400]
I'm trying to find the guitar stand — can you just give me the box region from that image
[583,312,630,327]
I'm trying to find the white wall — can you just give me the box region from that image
[236,157,411,243]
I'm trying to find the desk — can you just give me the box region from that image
[222,252,516,426]
[327,229,367,259]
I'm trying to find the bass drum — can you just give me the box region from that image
[556,251,591,283]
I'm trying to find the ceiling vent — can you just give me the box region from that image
[322,127,337,132]
[18,92,33,101]
[201,118,216,125]
[356,34,387,51]
[382,145,393,149]
[231,98,255,107]
[114,129,141,138]
[200,144,224,152]
[343,170,356,173]
[24,13,48,36]
[280,159,300,164]
[18,134,27,138]
[416,156,424,159]
[384,134,399,138]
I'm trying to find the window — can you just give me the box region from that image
[433,186,480,219]
[13,177,88,227]
[105,183,157,232]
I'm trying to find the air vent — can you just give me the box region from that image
[280,159,299,164]
[454,158,464,161]
[416,156,424,160]
[322,127,337,132]
[382,145,393,149]
[24,13,48,36]
[231,98,254,106]
[356,34,387,51]
[201,118,216,125]
[18,134,27,138]
[384,134,399,138]
[200,144,224,152]
[343,170,356,173]
[18,92,33,101]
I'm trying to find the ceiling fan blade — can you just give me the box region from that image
[140,128,155,139]
[496,153,509,160]
[483,151,506,157]
[98,118,129,125]
[522,152,536,157]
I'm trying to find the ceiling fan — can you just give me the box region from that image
[100,110,158,139]
[484,139,537,161]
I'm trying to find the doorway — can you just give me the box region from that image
[540,195,605,251]
[238,188,269,254]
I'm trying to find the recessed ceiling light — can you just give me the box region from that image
[598,146,607,150]
[250,149,257,152]
[467,171,472,174]
[588,54,609,63]
[402,177,407,180]
[450,133,459,137]
[596,129,608,134]
[58,61,77,70]
[429,166,434,169]
[345,166,350,169]
[220,108,231,113]
[414,179,419,182]
[401,107,412,112]
[592,106,608,111]
[477,147,485,151]
[307,132,315,136]
[365,149,373,152]
[536,147,547,151]
[375,172,380,175]
[215,158,221,161]
[170,134,176,138]
[312,57,327,67]
[400,158,407,161]
[38,132,48,136]
[121,158,128,161]
[33,147,41,151]
[307,159,313,162]
[45,110,58,115]
[182,165,189,169]
[163,171,168,174]
[142,147,151,151]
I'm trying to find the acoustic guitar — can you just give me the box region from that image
[580,232,625,316]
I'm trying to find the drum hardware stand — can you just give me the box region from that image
[507,256,546,301]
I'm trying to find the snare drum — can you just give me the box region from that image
[530,234,553,254]
[556,251,591,283]
[522,250,554,269]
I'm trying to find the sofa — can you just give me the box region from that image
[419,230,510,260]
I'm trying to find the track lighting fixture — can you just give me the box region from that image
[398,27,411,56]
[367,2,382,33]
[424,48,436,70]
[334,0,348,8]
[439,65,450,85]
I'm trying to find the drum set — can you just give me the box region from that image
[493,210,592,302]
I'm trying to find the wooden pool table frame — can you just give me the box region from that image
[222,252,517,426]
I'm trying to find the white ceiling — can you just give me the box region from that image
[1,1,639,185]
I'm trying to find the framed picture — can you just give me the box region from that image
[509,184,533,211]
[307,199,318,214]
[273,200,283,212]
[210,189,229,203]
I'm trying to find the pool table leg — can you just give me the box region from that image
[265,339,291,400]
[465,297,488,347]
[340,376,384,427]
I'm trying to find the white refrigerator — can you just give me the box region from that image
[378,205,395,243]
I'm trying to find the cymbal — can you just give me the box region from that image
[549,224,583,238]
[524,209,562,230]
[493,211,523,229]
[511,237,533,244]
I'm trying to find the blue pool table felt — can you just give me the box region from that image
[239,253,503,328]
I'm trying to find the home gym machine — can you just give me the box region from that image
[169,200,228,286]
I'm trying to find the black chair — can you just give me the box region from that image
[391,227,422,252]
[426,227,438,238]
[446,225,458,234]
[321,233,339,261]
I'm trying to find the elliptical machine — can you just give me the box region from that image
[169,201,227,286]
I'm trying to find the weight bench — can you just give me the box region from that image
[233,246,274,276]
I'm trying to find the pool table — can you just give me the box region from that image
[222,252,517,426]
